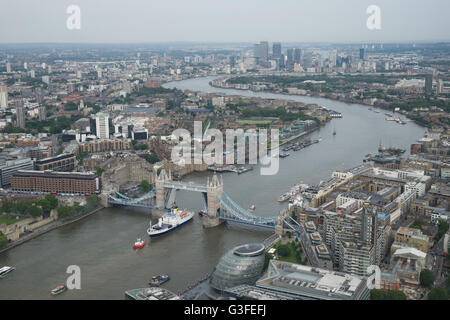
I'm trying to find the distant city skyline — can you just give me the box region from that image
[0,0,449,44]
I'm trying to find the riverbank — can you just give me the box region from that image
[0,206,103,254]
[209,79,428,129]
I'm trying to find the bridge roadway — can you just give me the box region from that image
[163,181,208,193]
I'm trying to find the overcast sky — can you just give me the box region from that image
[0,0,449,43]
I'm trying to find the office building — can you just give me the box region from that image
[210,243,265,291]
[258,41,269,63]
[0,86,7,110]
[272,42,282,59]
[131,127,148,141]
[15,101,25,129]
[324,208,388,277]
[294,48,302,64]
[11,170,100,194]
[95,113,110,139]
[254,260,370,300]
[78,139,131,154]
[0,158,34,187]
[42,75,50,85]
[38,106,47,121]
[286,48,294,70]
[391,227,429,254]
[35,153,76,172]
[359,48,365,60]
[425,74,433,94]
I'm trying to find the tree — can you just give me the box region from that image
[86,194,101,209]
[420,269,435,288]
[1,201,16,213]
[428,287,448,300]
[96,167,105,176]
[57,206,76,219]
[140,180,151,192]
[144,153,160,164]
[16,199,33,215]
[277,244,290,257]
[0,232,8,248]
[370,289,407,300]
[28,205,43,218]
[44,194,59,210]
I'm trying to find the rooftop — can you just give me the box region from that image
[256,260,368,300]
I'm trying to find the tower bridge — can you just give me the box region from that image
[106,168,321,266]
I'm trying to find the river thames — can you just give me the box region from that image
[0,76,425,299]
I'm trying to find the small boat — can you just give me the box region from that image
[279,152,290,158]
[249,205,256,210]
[149,275,170,286]
[0,266,15,278]
[278,193,291,202]
[51,285,67,296]
[198,210,206,217]
[133,238,146,249]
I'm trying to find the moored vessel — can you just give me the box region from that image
[125,287,180,300]
[149,275,170,286]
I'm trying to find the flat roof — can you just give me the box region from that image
[13,170,96,180]
[257,260,367,300]
[233,243,265,257]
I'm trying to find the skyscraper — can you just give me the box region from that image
[286,48,294,71]
[0,86,8,110]
[272,42,282,59]
[359,48,365,60]
[425,74,433,94]
[16,101,25,129]
[294,48,302,64]
[95,113,110,139]
[258,41,269,64]
[6,62,11,73]
[253,43,261,59]
[38,106,47,121]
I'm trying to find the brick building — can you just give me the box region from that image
[11,170,100,194]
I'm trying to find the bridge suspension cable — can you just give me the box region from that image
[220,192,276,223]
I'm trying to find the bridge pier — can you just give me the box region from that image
[203,173,223,228]
[101,192,111,208]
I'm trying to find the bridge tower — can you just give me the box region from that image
[275,214,285,237]
[155,169,171,209]
[203,173,223,228]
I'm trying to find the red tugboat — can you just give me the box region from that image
[133,238,146,249]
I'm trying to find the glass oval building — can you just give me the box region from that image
[210,243,265,291]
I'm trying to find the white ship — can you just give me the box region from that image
[0,266,15,278]
[147,208,194,237]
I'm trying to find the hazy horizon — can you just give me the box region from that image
[0,0,449,44]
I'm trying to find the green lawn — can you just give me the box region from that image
[269,240,305,265]
[0,214,24,225]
